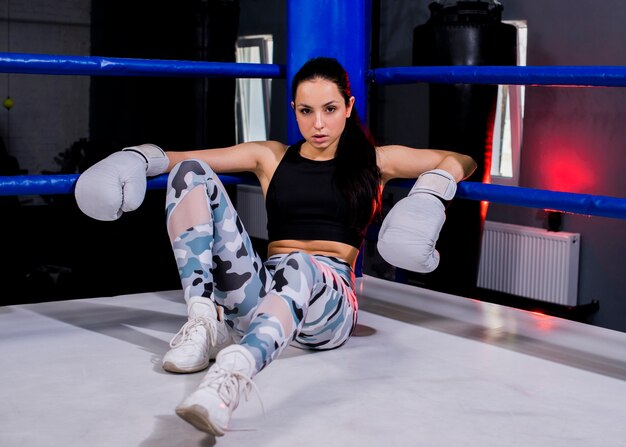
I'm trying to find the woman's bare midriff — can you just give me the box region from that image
[267,239,359,268]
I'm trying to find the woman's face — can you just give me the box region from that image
[292,78,355,153]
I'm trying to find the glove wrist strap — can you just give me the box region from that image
[410,169,457,201]
[123,144,169,176]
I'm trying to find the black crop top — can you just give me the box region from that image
[265,141,364,248]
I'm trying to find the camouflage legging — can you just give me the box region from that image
[165,160,358,374]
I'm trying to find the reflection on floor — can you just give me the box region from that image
[2,275,626,447]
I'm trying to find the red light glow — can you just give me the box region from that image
[545,156,594,192]
[535,137,596,193]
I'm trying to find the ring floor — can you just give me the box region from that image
[2,275,626,447]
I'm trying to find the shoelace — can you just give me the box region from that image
[169,316,218,349]
[202,366,265,414]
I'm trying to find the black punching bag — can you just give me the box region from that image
[412,1,516,296]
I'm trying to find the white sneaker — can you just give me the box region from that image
[175,345,258,436]
[162,297,234,373]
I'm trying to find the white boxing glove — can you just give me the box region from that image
[74,144,169,221]
[377,169,457,273]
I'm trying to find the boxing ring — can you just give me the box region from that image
[1,1,626,446]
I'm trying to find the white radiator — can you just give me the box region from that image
[477,221,581,306]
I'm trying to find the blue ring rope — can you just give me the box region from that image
[393,179,626,220]
[0,52,286,79]
[369,65,626,87]
[1,174,624,220]
[3,52,626,87]
[0,174,256,195]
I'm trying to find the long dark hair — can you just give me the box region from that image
[291,57,382,231]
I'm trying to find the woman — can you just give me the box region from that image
[75,57,476,436]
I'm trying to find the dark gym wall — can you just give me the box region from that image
[6,1,244,304]
[90,0,239,151]
[373,1,626,332]
[489,1,626,332]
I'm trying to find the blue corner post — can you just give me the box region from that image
[286,0,371,276]
[286,0,370,143]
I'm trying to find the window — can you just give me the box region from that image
[235,34,274,143]
[491,20,527,186]
[233,35,274,240]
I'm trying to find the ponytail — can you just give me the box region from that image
[335,109,382,231]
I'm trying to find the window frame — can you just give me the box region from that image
[490,20,527,186]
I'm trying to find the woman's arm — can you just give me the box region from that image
[74,140,285,222]
[376,145,477,184]
[375,145,477,273]
[166,140,286,176]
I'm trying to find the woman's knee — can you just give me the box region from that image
[168,159,217,195]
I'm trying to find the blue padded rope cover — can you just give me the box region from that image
[4,53,626,87]
[456,182,626,219]
[387,179,626,219]
[370,65,626,87]
[0,52,286,79]
[1,174,624,220]
[0,173,257,196]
